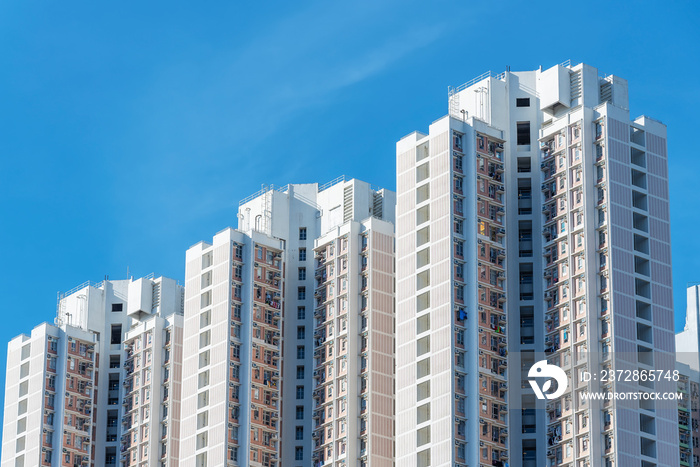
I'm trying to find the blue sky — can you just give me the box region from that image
[1,0,699,437]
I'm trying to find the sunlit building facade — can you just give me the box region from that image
[1,276,184,467]
[676,284,700,466]
[179,178,395,467]
[396,62,677,467]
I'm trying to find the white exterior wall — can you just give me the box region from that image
[1,276,183,467]
[236,178,395,467]
[397,116,509,467]
[676,286,700,466]
[121,312,183,466]
[676,286,700,370]
[181,228,285,467]
[310,216,395,467]
[399,62,676,467]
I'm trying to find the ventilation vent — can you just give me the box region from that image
[570,70,582,107]
[600,79,613,105]
[152,283,161,311]
[343,185,354,223]
[372,192,383,220]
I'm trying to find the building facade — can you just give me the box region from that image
[396,62,677,467]
[3,62,679,467]
[180,228,286,467]
[1,275,184,467]
[676,285,700,466]
[179,178,396,467]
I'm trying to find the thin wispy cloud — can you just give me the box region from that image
[134,2,448,155]
[274,24,447,109]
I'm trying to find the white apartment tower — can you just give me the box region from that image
[396,62,677,467]
[180,177,396,467]
[1,275,184,467]
[676,284,700,466]
[181,228,286,467]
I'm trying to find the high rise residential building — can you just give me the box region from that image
[675,368,699,467]
[180,228,285,467]
[677,284,700,371]
[1,275,184,467]
[676,284,700,466]
[179,177,396,467]
[396,61,677,467]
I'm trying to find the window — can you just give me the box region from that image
[298,287,306,300]
[295,426,304,440]
[295,447,304,461]
[299,228,307,240]
[200,310,211,328]
[296,366,305,379]
[111,324,122,345]
[297,326,305,340]
[111,303,123,312]
[299,248,307,261]
[516,97,530,107]
[296,386,305,399]
[517,122,531,146]
[296,406,304,419]
[297,346,305,359]
[517,157,531,173]
[199,330,211,349]
[298,268,306,281]
[297,307,305,320]
[455,241,464,257]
